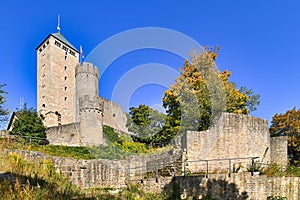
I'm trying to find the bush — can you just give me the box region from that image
[103,125,119,143]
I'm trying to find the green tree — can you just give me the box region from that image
[269,108,300,166]
[12,107,47,144]
[126,104,166,141]
[0,84,9,128]
[162,47,260,137]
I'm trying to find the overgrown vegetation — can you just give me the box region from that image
[2,125,171,160]
[262,163,300,177]
[0,145,170,199]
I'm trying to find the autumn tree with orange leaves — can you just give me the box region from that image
[270,108,300,165]
[161,47,260,139]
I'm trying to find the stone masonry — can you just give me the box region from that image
[37,30,128,146]
[181,112,287,173]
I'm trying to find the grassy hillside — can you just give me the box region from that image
[0,139,171,199]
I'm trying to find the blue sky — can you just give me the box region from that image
[1,0,300,127]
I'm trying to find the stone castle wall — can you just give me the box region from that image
[5,149,128,188]
[139,174,300,200]
[270,136,288,165]
[46,123,82,146]
[182,113,287,172]
[99,96,128,133]
[5,149,297,199]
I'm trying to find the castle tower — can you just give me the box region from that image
[75,62,99,121]
[76,62,104,145]
[36,29,79,127]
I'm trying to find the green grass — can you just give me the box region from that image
[0,125,172,160]
[0,145,170,199]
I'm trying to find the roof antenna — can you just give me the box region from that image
[57,14,61,33]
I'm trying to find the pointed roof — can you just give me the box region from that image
[36,32,79,53]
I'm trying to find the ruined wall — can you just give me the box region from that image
[99,96,128,133]
[6,149,296,199]
[270,136,288,165]
[6,149,127,188]
[46,123,82,146]
[140,173,300,200]
[183,113,272,172]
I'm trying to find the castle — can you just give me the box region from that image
[36,28,127,146]
[3,24,292,199]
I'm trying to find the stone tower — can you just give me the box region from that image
[75,62,99,121]
[76,62,104,145]
[36,30,79,127]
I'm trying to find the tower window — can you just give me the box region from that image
[42,104,45,108]
[64,87,67,91]
[64,76,67,80]
[69,50,75,56]
[64,66,67,70]
[55,40,61,47]
[62,46,68,51]
[64,97,67,101]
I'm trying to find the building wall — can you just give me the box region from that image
[183,113,272,172]
[46,123,82,146]
[37,35,79,127]
[99,97,128,133]
[270,136,288,165]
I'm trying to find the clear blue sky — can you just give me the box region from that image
[1,0,300,127]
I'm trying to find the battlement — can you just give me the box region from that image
[79,95,103,113]
[75,62,99,79]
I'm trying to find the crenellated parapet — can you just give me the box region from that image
[75,62,99,80]
[79,95,103,114]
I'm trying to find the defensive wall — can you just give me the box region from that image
[181,112,288,173]
[5,148,297,200]
[4,112,290,198]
